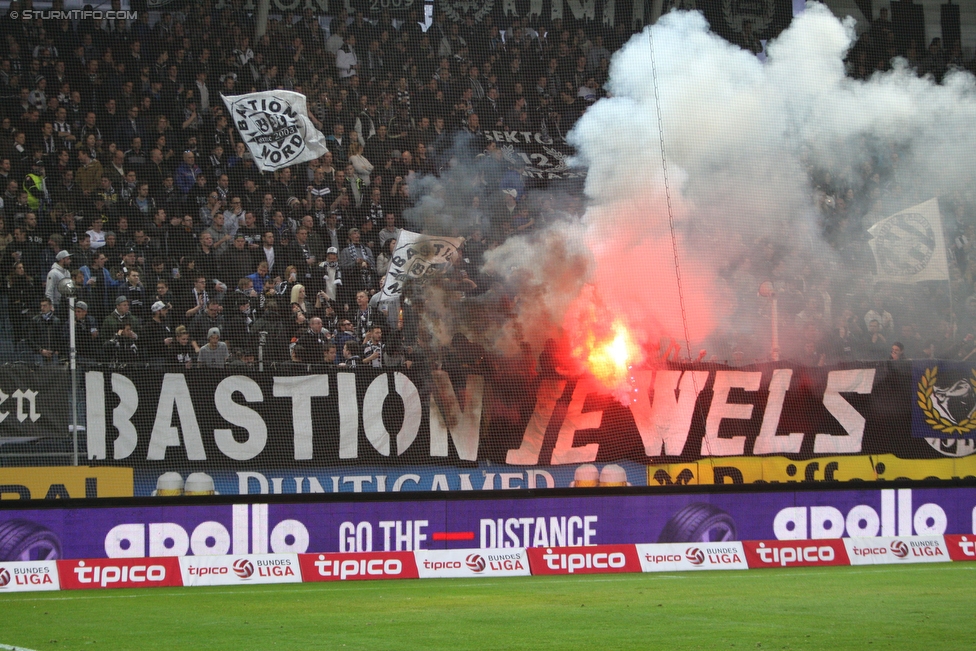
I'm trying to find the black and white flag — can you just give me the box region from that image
[222,91,328,172]
[868,198,949,284]
[380,230,464,300]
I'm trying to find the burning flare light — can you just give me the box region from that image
[563,285,645,390]
[584,320,642,387]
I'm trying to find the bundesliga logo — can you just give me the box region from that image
[233,559,254,579]
[890,541,910,559]
[0,568,9,588]
[685,548,705,566]
[465,554,486,573]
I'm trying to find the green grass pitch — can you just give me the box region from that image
[1,564,974,650]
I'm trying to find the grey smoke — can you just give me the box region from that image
[414,4,976,365]
[407,3,976,370]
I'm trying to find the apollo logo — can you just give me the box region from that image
[890,540,909,559]
[685,548,705,566]
[233,558,254,579]
[466,554,486,573]
[0,568,9,588]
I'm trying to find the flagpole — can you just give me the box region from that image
[948,274,956,343]
[943,200,955,343]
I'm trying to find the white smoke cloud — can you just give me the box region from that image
[486,3,976,366]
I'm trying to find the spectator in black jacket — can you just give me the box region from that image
[142,300,175,364]
[29,297,63,363]
[69,300,101,363]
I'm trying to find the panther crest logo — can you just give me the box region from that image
[917,367,976,435]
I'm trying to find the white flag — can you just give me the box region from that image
[380,230,464,300]
[222,91,328,172]
[868,198,949,283]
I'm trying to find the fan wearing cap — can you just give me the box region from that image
[68,300,100,362]
[113,247,143,282]
[44,249,72,311]
[197,327,229,368]
[143,300,174,364]
[101,294,141,343]
[320,246,342,302]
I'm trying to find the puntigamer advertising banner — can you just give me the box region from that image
[2,486,976,562]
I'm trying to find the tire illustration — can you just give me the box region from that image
[0,519,63,562]
[656,503,737,543]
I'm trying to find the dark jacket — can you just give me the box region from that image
[29,312,63,354]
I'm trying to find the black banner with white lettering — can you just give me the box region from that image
[434,0,793,31]
[0,366,70,439]
[84,365,493,468]
[82,360,976,471]
[483,130,582,181]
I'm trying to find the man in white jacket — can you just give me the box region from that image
[336,35,359,81]
[45,249,73,313]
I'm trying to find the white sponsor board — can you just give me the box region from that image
[844,536,950,566]
[636,543,748,572]
[0,561,60,592]
[414,548,530,578]
[179,553,302,586]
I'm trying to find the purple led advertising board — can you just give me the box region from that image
[2,487,974,561]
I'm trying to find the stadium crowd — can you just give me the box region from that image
[0,1,974,369]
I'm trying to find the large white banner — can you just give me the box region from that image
[868,198,949,283]
[222,91,328,172]
[380,230,464,300]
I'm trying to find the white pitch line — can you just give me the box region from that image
[0,644,40,651]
